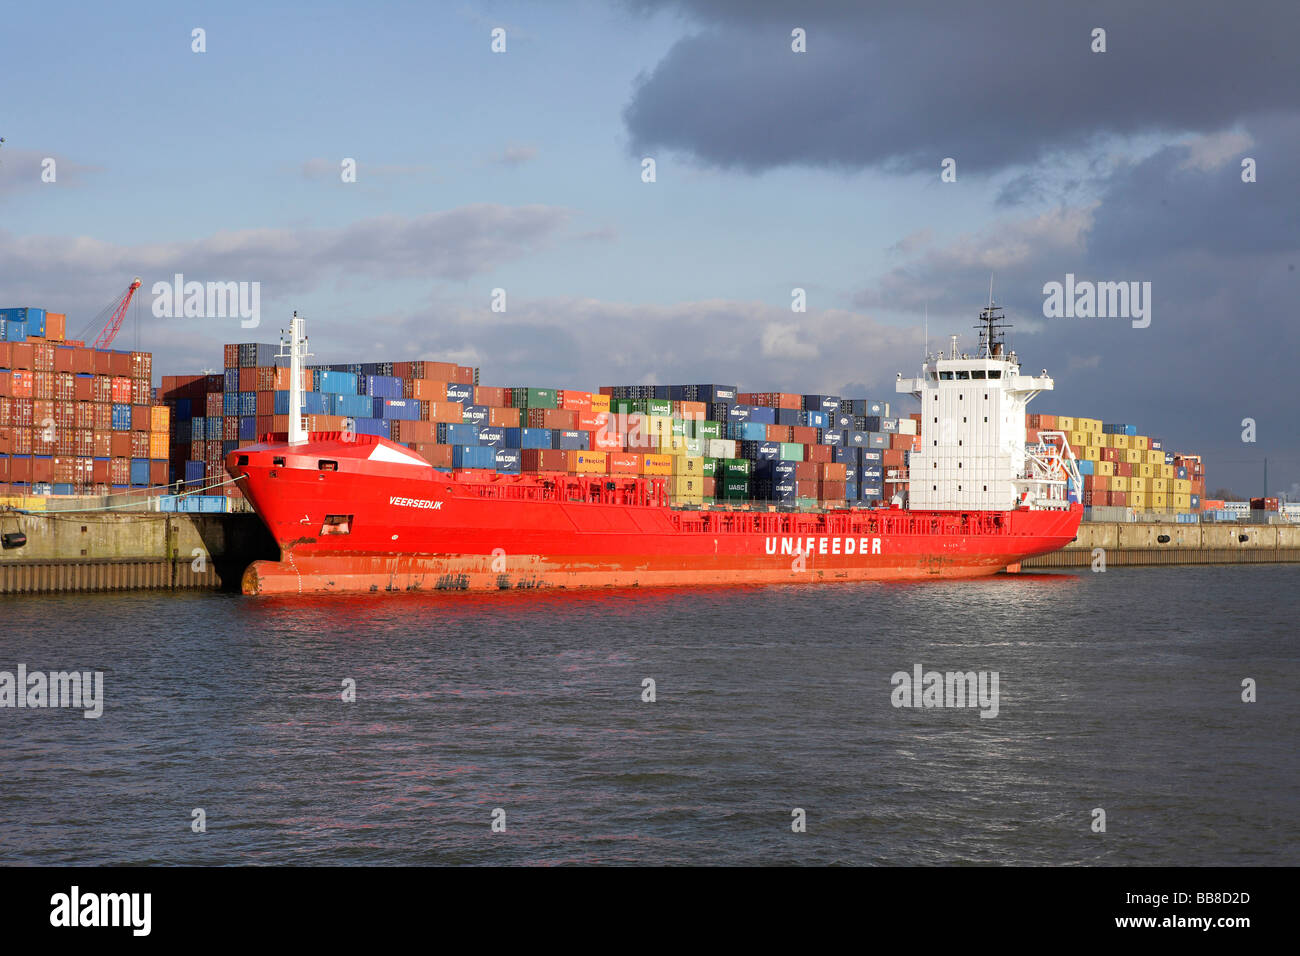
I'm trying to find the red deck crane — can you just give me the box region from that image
[88,277,143,349]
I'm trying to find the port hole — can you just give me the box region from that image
[273,456,285,466]
[321,514,353,535]
[237,455,249,466]
[318,460,338,471]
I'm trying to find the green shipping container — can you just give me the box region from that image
[685,437,704,457]
[647,398,672,417]
[510,387,557,409]
[671,417,689,437]
[694,420,722,440]
[723,457,751,478]
[700,457,718,477]
[718,478,750,499]
[610,398,637,415]
[779,442,805,461]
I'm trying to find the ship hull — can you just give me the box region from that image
[228,435,1083,595]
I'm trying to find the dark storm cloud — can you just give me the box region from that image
[855,112,1300,493]
[623,0,1300,173]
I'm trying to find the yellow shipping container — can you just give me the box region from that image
[590,393,611,412]
[1138,463,1154,479]
[1110,476,1128,492]
[1152,478,1168,493]
[567,450,608,473]
[1173,493,1191,510]
[1057,416,1075,431]
[20,496,48,512]
[1083,445,1101,461]
[1085,418,1103,433]
[658,435,689,454]
[1113,434,1129,449]
[1133,435,1148,451]
[671,476,706,498]
[1129,491,1146,510]
[641,453,673,476]
[1096,460,1114,477]
[1069,431,1088,448]
[1151,493,1167,509]
[673,456,704,476]
[1160,464,1174,478]
[1095,433,1110,448]
[1173,478,1191,495]
[1124,449,1141,464]
[645,416,673,441]
[1147,450,1164,465]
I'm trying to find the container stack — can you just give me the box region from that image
[1026,413,1206,517]
[0,306,169,499]
[161,343,913,510]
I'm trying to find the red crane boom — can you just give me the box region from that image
[92,277,143,350]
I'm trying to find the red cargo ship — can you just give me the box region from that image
[227,310,1083,595]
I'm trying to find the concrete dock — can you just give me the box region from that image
[0,509,278,594]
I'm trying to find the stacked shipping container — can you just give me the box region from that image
[1026,413,1206,516]
[0,307,169,497]
[161,345,911,509]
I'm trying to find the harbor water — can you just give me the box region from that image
[2,565,1296,866]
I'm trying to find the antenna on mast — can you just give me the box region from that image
[924,302,929,362]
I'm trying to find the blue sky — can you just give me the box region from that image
[2,0,1298,497]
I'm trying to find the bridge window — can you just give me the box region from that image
[988,370,1001,379]
[971,370,986,379]
[956,371,970,380]
[939,372,953,381]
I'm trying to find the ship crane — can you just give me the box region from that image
[77,277,144,349]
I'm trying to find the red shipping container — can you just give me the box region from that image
[75,428,94,456]
[33,343,55,372]
[71,347,94,374]
[110,458,129,485]
[819,462,847,482]
[411,443,453,468]
[52,457,75,483]
[94,430,112,457]
[150,461,167,485]
[131,378,150,404]
[111,376,131,403]
[881,449,906,468]
[558,390,592,412]
[805,443,831,463]
[591,427,622,451]
[765,425,791,443]
[93,375,112,403]
[390,420,438,443]
[392,362,411,380]
[521,449,567,472]
[10,343,35,370]
[73,375,94,401]
[190,441,206,461]
[10,453,32,479]
[111,433,131,457]
[54,347,75,373]
[33,399,53,426]
[130,352,151,381]
[0,396,9,426]
[93,403,112,430]
[795,461,818,481]
[0,342,9,368]
[238,367,257,392]
[131,431,150,458]
[223,344,239,368]
[222,417,238,441]
[450,366,475,386]
[32,457,53,482]
[92,459,109,484]
[14,398,33,426]
[34,371,54,399]
[130,405,150,431]
[206,392,223,417]
[819,480,847,500]
[790,426,817,445]
[54,373,75,401]
[889,433,913,450]
[109,352,130,376]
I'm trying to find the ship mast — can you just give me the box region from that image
[975,299,1011,359]
[280,312,313,445]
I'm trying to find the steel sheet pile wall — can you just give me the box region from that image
[1027,414,1206,519]
[0,306,169,502]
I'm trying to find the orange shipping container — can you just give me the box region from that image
[558,390,592,412]
[43,312,67,341]
[641,453,673,476]
[566,450,607,473]
[591,426,623,451]
[423,401,464,424]
[149,431,169,459]
[607,452,641,474]
[150,405,170,432]
[406,378,449,401]
[589,393,611,413]
[475,386,507,406]
[488,406,520,428]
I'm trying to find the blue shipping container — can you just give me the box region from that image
[130,459,150,486]
[494,448,522,474]
[437,423,479,445]
[452,445,496,470]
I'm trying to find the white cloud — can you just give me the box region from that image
[1179,129,1254,172]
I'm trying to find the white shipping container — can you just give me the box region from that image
[897,418,918,435]
[707,438,737,459]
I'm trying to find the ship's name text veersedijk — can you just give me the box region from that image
[389,497,443,510]
[765,536,882,555]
